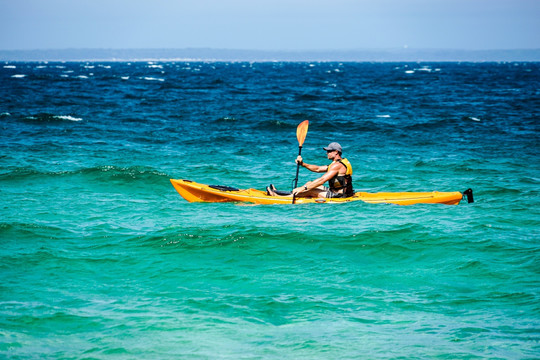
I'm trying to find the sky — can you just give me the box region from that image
[1,0,539,51]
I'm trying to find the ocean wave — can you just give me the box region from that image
[155,228,310,250]
[211,117,297,132]
[213,116,239,123]
[19,113,83,123]
[0,165,171,183]
[315,119,390,133]
[294,93,321,101]
[403,117,484,132]
[260,119,297,130]
[55,115,82,121]
[0,222,73,240]
[141,76,165,82]
[83,165,170,181]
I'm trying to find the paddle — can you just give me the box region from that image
[292,120,309,204]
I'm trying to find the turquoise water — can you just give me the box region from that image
[1,62,539,358]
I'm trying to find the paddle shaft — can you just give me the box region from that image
[292,120,309,204]
[293,146,302,189]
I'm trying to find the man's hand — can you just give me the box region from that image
[292,186,305,196]
[293,183,311,196]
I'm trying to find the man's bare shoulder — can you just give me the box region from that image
[328,161,346,172]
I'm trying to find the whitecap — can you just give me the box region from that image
[377,115,391,118]
[148,64,163,69]
[54,115,82,121]
[77,75,89,79]
[4,65,16,69]
[11,74,26,78]
[121,76,129,80]
[405,70,415,74]
[1,112,11,116]
[469,117,481,122]
[142,77,164,82]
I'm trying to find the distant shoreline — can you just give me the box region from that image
[1,48,539,62]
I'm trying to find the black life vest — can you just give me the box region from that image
[327,158,354,196]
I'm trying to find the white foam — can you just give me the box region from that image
[77,75,89,79]
[55,115,82,121]
[4,65,16,69]
[377,115,391,118]
[142,77,164,82]
[148,64,163,69]
[121,76,129,80]
[1,112,11,116]
[405,70,415,74]
[11,74,26,78]
[469,117,481,122]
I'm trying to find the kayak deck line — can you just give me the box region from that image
[170,179,473,206]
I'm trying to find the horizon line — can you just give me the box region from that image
[1,47,539,62]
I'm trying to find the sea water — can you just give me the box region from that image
[1,61,539,359]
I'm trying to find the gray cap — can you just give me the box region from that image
[323,142,342,153]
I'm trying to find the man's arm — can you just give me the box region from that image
[296,156,327,173]
[293,163,342,195]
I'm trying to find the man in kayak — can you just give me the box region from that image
[267,142,354,198]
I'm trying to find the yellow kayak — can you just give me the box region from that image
[170,179,473,205]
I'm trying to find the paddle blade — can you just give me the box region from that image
[296,120,309,147]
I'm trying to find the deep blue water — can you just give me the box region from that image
[1,61,539,359]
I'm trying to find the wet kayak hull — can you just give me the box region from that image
[170,179,467,205]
